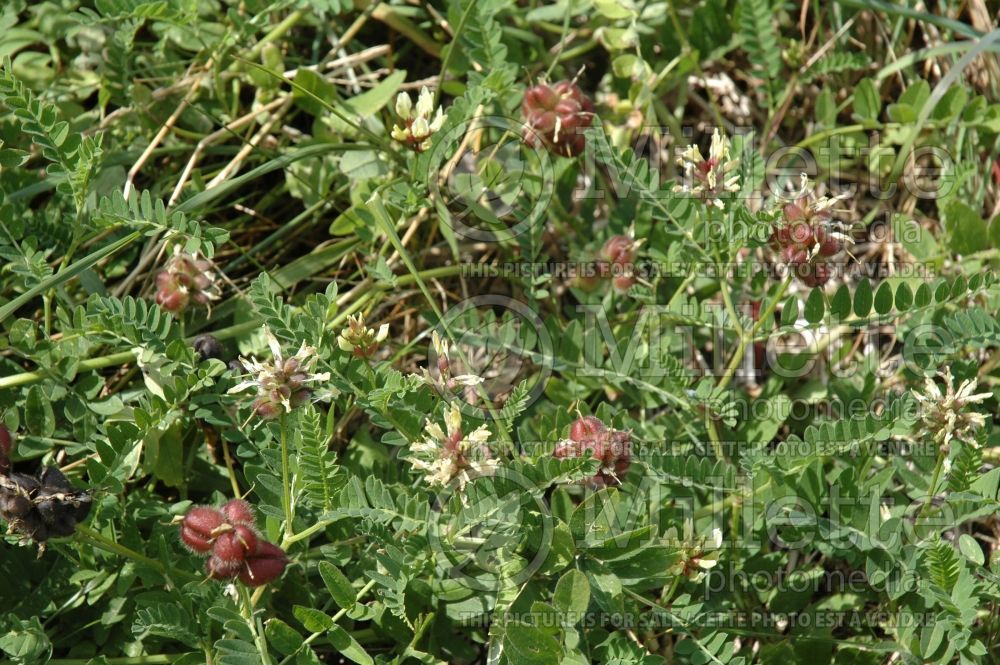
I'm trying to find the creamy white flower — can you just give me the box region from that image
[665,523,724,582]
[391,86,446,152]
[229,327,331,419]
[912,367,992,448]
[674,128,740,209]
[395,91,412,120]
[415,87,434,118]
[337,314,389,358]
[408,404,496,491]
[418,331,484,391]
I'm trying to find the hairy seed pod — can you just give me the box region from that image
[212,525,258,563]
[220,499,256,527]
[522,81,595,157]
[39,466,72,491]
[180,506,225,553]
[569,415,607,443]
[206,554,242,580]
[239,541,288,587]
[0,493,32,519]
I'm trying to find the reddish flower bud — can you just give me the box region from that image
[154,250,219,314]
[155,284,189,313]
[221,499,256,527]
[180,506,225,554]
[771,186,847,287]
[239,541,288,587]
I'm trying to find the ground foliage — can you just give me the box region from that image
[0,1,1000,664]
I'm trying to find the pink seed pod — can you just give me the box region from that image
[239,541,288,587]
[0,425,13,473]
[212,525,258,563]
[155,278,189,313]
[206,554,242,580]
[612,275,637,293]
[220,499,256,527]
[180,506,225,554]
[569,415,607,443]
[522,80,595,157]
[600,236,635,265]
[555,417,631,487]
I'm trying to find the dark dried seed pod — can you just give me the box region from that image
[39,466,72,492]
[0,493,32,519]
[10,472,40,494]
[193,334,226,361]
[70,496,93,523]
[46,514,79,538]
[14,513,48,542]
[35,497,60,525]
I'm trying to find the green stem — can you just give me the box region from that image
[716,275,793,394]
[435,0,477,104]
[702,275,793,461]
[279,414,294,539]
[706,419,726,463]
[246,9,304,61]
[0,320,260,391]
[919,446,946,520]
[49,657,180,665]
[75,525,200,583]
[240,585,273,665]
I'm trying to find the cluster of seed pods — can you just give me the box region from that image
[0,426,92,543]
[769,198,843,287]
[521,80,595,157]
[553,415,631,487]
[180,500,287,587]
[155,251,218,313]
[598,235,638,292]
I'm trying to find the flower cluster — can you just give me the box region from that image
[180,500,288,587]
[391,87,445,152]
[420,331,484,394]
[0,426,92,544]
[770,176,850,286]
[155,248,220,313]
[229,328,330,420]
[522,80,595,157]
[674,128,740,208]
[666,525,723,582]
[408,405,496,491]
[912,367,992,449]
[337,314,389,359]
[553,415,631,487]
